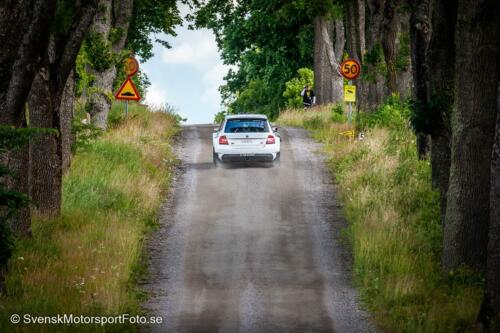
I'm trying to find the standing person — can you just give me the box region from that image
[301,85,316,108]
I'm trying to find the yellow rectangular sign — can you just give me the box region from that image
[344,85,356,102]
[339,130,355,137]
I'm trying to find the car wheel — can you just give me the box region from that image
[213,151,221,167]
[273,153,281,167]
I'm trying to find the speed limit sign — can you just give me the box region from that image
[339,58,361,80]
[124,57,139,77]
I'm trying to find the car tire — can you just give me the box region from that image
[213,151,221,167]
[273,153,281,167]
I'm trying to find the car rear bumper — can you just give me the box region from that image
[220,153,277,162]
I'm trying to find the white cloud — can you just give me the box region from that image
[200,63,236,107]
[145,83,168,107]
[203,63,235,86]
[162,29,219,69]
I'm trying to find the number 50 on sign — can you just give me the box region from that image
[339,58,361,80]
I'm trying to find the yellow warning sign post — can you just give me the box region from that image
[115,78,141,101]
[115,57,141,117]
[344,85,356,102]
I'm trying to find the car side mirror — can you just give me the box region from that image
[213,127,219,133]
[272,127,279,132]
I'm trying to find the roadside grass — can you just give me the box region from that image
[0,103,179,332]
[277,99,483,332]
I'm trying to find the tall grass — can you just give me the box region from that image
[278,100,483,332]
[0,103,179,332]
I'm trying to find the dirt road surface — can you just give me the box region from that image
[142,125,374,333]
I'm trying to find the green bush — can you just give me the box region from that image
[330,104,346,123]
[214,110,226,124]
[303,116,323,130]
[230,80,280,119]
[356,94,410,130]
[283,68,314,108]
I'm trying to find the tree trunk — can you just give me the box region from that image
[427,0,457,223]
[396,11,412,99]
[442,0,500,272]
[361,0,387,112]
[89,0,134,130]
[0,0,57,236]
[479,81,500,333]
[345,0,358,60]
[345,0,367,110]
[0,1,30,108]
[357,0,366,58]
[381,0,399,93]
[408,0,432,158]
[60,70,75,174]
[28,69,62,218]
[4,0,57,121]
[313,16,344,105]
[28,2,98,218]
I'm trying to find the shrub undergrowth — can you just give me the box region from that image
[277,98,483,332]
[0,103,179,332]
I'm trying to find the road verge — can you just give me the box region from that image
[277,99,483,332]
[0,104,179,332]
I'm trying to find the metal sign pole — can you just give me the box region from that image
[348,80,352,124]
[125,100,129,117]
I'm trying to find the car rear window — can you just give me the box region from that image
[224,119,269,133]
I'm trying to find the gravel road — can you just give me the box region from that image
[141,125,374,333]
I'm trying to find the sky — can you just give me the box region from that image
[142,5,235,124]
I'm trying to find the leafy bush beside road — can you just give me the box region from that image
[0,104,179,332]
[277,100,483,332]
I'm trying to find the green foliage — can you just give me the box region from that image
[71,122,103,153]
[409,93,451,137]
[283,68,314,108]
[194,0,319,118]
[0,106,179,332]
[85,31,115,72]
[75,51,92,97]
[76,0,179,104]
[356,94,411,130]
[395,31,411,71]
[230,80,281,119]
[330,104,346,123]
[127,0,181,61]
[362,44,387,82]
[214,110,227,124]
[303,116,324,130]
[0,126,57,274]
[276,106,483,332]
[52,0,76,34]
[109,27,125,45]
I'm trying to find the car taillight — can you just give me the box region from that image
[266,135,275,144]
[219,135,229,145]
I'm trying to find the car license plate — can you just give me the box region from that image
[242,139,253,144]
[240,153,255,157]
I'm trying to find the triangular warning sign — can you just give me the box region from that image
[115,77,141,101]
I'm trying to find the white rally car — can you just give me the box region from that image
[213,114,280,165]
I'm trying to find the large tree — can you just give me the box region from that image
[0,0,58,235]
[87,0,133,130]
[426,0,457,223]
[442,0,500,272]
[313,14,344,105]
[87,0,180,129]
[408,0,432,158]
[194,0,314,118]
[28,1,98,218]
